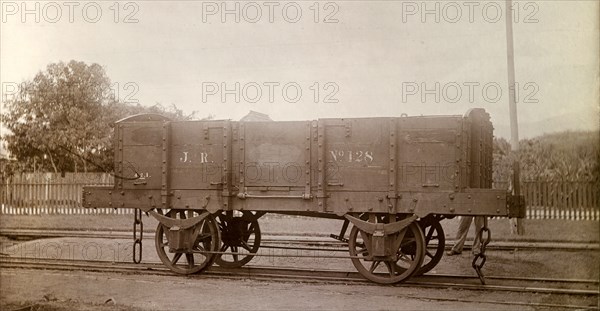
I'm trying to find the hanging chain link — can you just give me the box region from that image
[133,208,143,264]
[472,218,491,285]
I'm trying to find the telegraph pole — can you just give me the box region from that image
[506,0,524,234]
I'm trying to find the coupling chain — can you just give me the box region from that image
[472,223,491,285]
[133,208,143,264]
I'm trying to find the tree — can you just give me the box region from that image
[1,60,197,173]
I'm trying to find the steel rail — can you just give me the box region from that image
[0,257,598,309]
[1,229,598,251]
[1,257,598,297]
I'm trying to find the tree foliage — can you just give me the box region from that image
[1,60,197,173]
[493,131,599,182]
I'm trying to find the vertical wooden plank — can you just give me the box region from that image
[583,182,589,220]
[581,182,585,220]
[548,181,552,219]
[591,182,600,220]
[564,181,569,220]
[27,174,38,214]
[541,181,546,219]
[527,182,537,219]
[37,174,41,213]
[30,174,35,214]
[8,175,12,212]
[16,174,20,210]
[585,182,590,220]
[563,182,568,220]
[528,182,534,219]
[14,175,19,210]
[593,182,596,221]
[9,176,14,212]
[39,174,44,214]
[71,176,76,212]
[556,181,560,220]
[48,180,53,215]
[17,174,22,209]
[578,182,583,220]
[28,174,33,214]
[573,181,577,220]
[523,182,528,219]
[571,181,576,220]
[545,181,550,219]
[4,176,7,211]
[554,181,559,219]
[574,182,578,220]
[17,175,25,215]
[535,181,540,219]
[532,182,538,219]
[572,181,581,220]
[568,181,573,220]
[9,176,13,211]
[584,182,589,220]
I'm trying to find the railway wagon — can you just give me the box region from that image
[83,108,524,284]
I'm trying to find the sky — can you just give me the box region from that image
[1,0,598,147]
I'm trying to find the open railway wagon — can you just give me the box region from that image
[83,108,525,284]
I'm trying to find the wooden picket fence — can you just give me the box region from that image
[494,181,599,220]
[1,173,598,220]
[0,173,133,215]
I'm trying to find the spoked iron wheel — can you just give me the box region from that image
[415,220,445,275]
[155,209,220,274]
[214,211,261,268]
[348,215,425,284]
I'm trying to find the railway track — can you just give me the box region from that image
[1,256,598,309]
[1,228,598,251]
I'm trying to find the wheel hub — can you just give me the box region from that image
[221,218,250,246]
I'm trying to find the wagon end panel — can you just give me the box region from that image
[464,108,494,189]
[118,120,165,190]
[396,115,464,192]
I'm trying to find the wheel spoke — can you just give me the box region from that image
[425,227,435,243]
[426,250,434,258]
[171,253,182,265]
[400,238,416,247]
[369,261,380,273]
[186,253,195,268]
[196,244,206,252]
[220,244,229,252]
[240,241,252,251]
[357,248,369,255]
[384,261,396,277]
[397,254,413,264]
[196,233,212,241]
[232,246,239,262]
